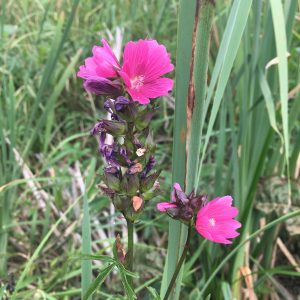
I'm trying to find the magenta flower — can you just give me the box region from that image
[78,38,174,103]
[77,39,121,95]
[195,196,241,244]
[119,40,174,104]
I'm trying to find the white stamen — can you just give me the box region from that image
[209,218,216,227]
[131,75,145,91]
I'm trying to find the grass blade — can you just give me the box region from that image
[160,0,196,298]
[82,186,93,299]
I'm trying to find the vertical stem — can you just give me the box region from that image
[163,225,192,300]
[126,218,134,286]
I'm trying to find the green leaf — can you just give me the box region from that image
[270,0,290,198]
[147,286,161,300]
[83,264,115,300]
[259,69,283,140]
[160,0,197,298]
[78,254,115,263]
[82,187,93,299]
[196,0,253,183]
[115,262,137,299]
[221,282,233,300]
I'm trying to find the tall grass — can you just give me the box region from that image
[162,0,300,299]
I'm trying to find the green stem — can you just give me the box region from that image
[163,225,192,300]
[126,218,134,286]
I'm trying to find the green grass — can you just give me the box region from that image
[0,0,299,299]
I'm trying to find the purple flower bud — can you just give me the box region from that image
[135,110,155,131]
[101,144,114,163]
[111,113,120,121]
[190,194,208,211]
[119,147,131,165]
[121,173,139,196]
[83,77,121,96]
[141,156,156,178]
[114,96,130,112]
[114,96,138,121]
[128,163,143,174]
[133,136,142,148]
[91,120,127,137]
[140,170,161,192]
[174,188,189,205]
[104,99,114,113]
[104,166,121,190]
[156,183,208,222]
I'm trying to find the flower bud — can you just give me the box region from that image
[103,166,121,191]
[140,170,161,193]
[114,96,138,121]
[84,77,121,96]
[114,96,130,111]
[141,156,156,178]
[128,163,143,174]
[135,110,155,131]
[121,173,140,196]
[97,183,115,198]
[156,183,208,222]
[132,196,143,212]
[112,194,126,211]
[190,194,207,211]
[91,120,127,137]
[103,99,114,113]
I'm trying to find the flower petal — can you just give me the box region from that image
[156,202,177,212]
[130,78,173,101]
[171,182,182,201]
[83,77,121,95]
[78,39,120,81]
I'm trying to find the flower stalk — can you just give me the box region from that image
[126,218,134,286]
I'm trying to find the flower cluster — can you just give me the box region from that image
[78,38,174,222]
[157,183,241,244]
[78,39,174,104]
[92,97,161,221]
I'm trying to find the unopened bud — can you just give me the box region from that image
[121,173,139,196]
[91,120,127,137]
[135,110,155,131]
[132,196,143,212]
[97,183,115,198]
[140,170,161,193]
[104,166,121,191]
[84,78,121,96]
[114,96,138,121]
[128,163,143,174]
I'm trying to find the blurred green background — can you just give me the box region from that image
[0,0,299,299]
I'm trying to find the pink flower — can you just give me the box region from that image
[119,40,174,104]
[77,39,121,95]
[195,196,241,244]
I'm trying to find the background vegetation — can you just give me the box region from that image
[0,0,299,299]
